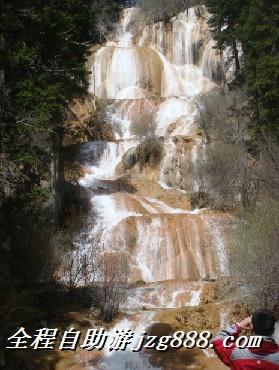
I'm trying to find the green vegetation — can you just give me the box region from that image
[202,0,279,312]
[205,0,247,74]
[0,0,278,338]
[0,0,124,286]
[205,0,279,139]
[1,0,96,195]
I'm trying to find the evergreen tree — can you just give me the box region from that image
[0,0,123,208]
[241,0,279,138]
[1,1,97,202]
[0,0,123,284]
[205,0,278,139]
[205,0,248,74]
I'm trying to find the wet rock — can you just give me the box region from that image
[121,147,138,170]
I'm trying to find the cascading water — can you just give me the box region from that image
[75,5,229,369]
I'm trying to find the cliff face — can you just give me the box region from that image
[61,6,232,369]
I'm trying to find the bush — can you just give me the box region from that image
[255,138,279,202]
[136,136,163,169]
[195,142,256,209]
[96,253,129,322]
[196,90,250,144]
[194,90,258,210]
[130,113,156,138]
[230,200,279,312]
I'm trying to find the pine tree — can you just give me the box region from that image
[241,0,279,138]
[205,0,248,74]
[1,1,96,197]
[0,0,123,286]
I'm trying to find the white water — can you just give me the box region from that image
[79,140,137,186]
[125,281,203,312]
[75,6,229,369]
[155,97,197,137]
[90,6,219,100]
[100,312,161,370]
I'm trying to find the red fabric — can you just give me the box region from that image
[213,324,279,369]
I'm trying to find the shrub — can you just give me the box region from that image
[194,90,258,210]
[136,136,163,169]
[230,200,279,312]
[130,113,156,138]
[96,253,129,322]
[195,142,256,209]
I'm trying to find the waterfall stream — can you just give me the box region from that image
[75,5,229,369]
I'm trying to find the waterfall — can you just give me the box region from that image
[90,6,220,100]
[155,97,197,136]
[79,140,137,186]
[75,5,229,369]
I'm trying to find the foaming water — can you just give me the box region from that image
[73,5,230,370]
[85,191,221,284]
[99,312,161,370]
[203,215,229,276]
[79,140,137,186]
[155,97,197,136]
[274,323,279,344]
[125,281,203,312]
[90,6,219,100]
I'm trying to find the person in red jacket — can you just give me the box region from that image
[213,310,279,369]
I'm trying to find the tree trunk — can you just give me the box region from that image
[232,38,240,75]
[51,124,64,226]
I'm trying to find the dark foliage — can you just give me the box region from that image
[205,0,279,140]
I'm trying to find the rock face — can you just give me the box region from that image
[117,137,163,173]
[159,136,202,192]
[63,97,115,146]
